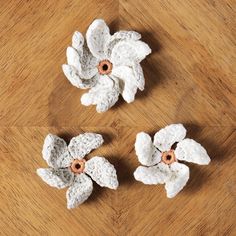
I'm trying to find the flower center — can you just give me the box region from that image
[70,159,86,174]
[97,60,112,75]
[161,150,177,165]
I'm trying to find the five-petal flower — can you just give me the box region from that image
[62,19,151,113]
[134,124,211,198]
[37,133,118,209]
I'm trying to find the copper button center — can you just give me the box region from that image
[161,150,177,165]
[70,159,86,174]
[97,60,113,75]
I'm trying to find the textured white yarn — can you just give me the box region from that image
[135,132,161,166]
[134,124,211,198]
[37,133,118,208]
[153,124,187,152]
[134,163,170,185]
[68,133,104,159]
[132,63,145,91]
[175,138,211,165]
[81,75,120,113]
[37,168,74,189]
[86,19,111,60]
[111,66,137,103]
[85,156,119,189]
[62,64,97,89]
[165,162,189,198]
[104,31,141,58]
[62,19,151,112]
[42,134,73,168]
[72,31,84,52]
[110,40,151,66]
[66,173,93,209]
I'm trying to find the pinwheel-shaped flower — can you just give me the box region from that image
[37,133,118,209]
[62,19,151,113]
[134,124,211,198]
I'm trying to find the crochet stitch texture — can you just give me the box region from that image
[62,19,151,112]
[134,124,211,198]
[37,133,118,209]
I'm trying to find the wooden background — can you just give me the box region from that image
[0,0,235,235]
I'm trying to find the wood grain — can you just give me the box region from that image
[0,0,235,235]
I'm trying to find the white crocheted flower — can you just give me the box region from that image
[62,19,151,112]
[134,124,211,198]
[37,133,118,209]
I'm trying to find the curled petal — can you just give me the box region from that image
[67,46,81,69]
[153,124,187,152]
[132,63,145,91]
[68,133,103,159]
[135,132,161,166]
[66,173,93,209]
[134,163,171,185]
[37,168,74,189]
[112,66,137,103]
[42,134,73,168]
[86,19,110,59]
[62,64,98,89]
[72,31,84,52]
[110,40,151,66]
[81,75,119,113]
[85,156,119,189]
[165,162,190,198]
[105,30,141,58]
[175,138,211,165]
[66,45,98,80]
[79,45,99,78]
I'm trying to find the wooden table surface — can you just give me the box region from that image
[0,0,235,235]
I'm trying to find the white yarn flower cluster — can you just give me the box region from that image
[62,19,151,113]
[37,133,118,209]
[134,124,211,198]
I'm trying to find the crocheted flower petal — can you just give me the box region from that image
[175,138,211,165]
[110,40,151,66]
[133,162,171,185]
[68,133,104,159]
[37,168,74,189]
[62,64,98,89]
[80,45,99,78]
[66,46,98,80]
[72,31,84,52]
[86,19,110,59]
[81,75,120,113]
[132,63,145,91]
[165,162,190,198]
[42,134,73,168]
[135,132,162,166]
[66,46,81,69]
[112,66,137,103]
[105,30,141,58]
[66,173,93,209]
[153,124,187,152]
[85,156,118,189]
